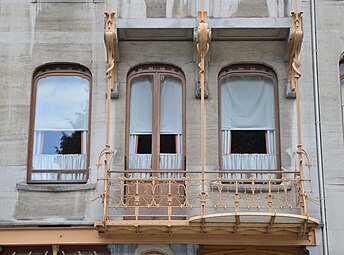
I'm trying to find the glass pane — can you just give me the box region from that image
[39,131,82,155]
[160,134,176,153]
[35,76,90,131]
[129,76,153,134]
[160,75,182,134]
[137,134,152,154]
[231,130,267,154]
[221,75,275,130]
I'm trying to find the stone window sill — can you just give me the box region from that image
[16,181,96,192]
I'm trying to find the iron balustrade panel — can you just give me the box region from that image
[101,170,307,220]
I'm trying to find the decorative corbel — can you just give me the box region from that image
[286,9,303,98]
[104,11,118,99]
[196,11,210,99]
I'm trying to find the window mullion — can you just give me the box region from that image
[152,73,160,172]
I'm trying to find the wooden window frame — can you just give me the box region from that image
[125,64,186,173]
[218,64,281,172]
[27,63,92,184]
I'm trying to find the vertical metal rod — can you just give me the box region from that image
[296,68,308,216]
[201,54,205,196]
[102,64,112,224]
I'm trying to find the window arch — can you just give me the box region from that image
[218,64,280,175]
[126,64,186,177]
[28,63,92,183]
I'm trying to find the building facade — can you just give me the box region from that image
[1,0,344,254]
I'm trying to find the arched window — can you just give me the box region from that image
[28,63,92,183]
[219,64,280,175]
[126,65,185,177]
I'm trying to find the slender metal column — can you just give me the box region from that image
[197,10,209,217]
[102,0,117,228]
[288,0,308,216]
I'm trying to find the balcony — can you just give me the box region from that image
[95,160,319,245]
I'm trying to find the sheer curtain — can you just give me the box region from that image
[221,76,277,179]
[129,76,153,178]
[32,76,89,181]
[160,76,183,178]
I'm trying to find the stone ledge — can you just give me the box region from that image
[16,181,97,192]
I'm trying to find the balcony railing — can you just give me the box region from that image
[94,141,318,245]
[95,156,319,241]
[98,170,305,220]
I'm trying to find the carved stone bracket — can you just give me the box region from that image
[104,11,118,99]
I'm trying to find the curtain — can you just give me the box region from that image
[221,75,277,179]
[221,76,275,130]
[128,76,153,178]
[160,76,183,178]
[32,154,87,170]
[129,76,153,134]
[160,76,182,134]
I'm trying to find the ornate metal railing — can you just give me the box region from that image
[96,168,312,221]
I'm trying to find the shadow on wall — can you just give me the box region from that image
[118,0,287,18]
[210,0,288,18]
[118,0,195,18]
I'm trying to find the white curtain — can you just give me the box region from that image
[221,75,277,179]
[128,76,153,176]
[129,76,153,134]
[32,76,89,181]
[160,76,182,135]
[160,76,183,178]
[221,76,275,130]
[32,154,87,170]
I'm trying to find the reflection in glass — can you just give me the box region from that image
[32,76,89,181]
